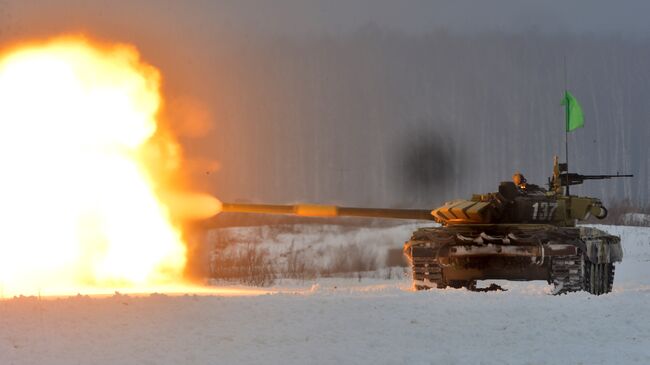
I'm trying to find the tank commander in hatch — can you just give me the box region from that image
[512,171,544,194]
[512,171,527,191]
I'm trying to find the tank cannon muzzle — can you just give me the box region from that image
[221,202,436,221]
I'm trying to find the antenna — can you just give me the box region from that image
[564,55,570,196]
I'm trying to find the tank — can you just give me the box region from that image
[219,157,632,295]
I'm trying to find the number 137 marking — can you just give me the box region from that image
[532,202,558,220]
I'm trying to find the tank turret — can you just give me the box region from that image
[430,157,626,226]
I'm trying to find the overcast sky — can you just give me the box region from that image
[3,0,650,39]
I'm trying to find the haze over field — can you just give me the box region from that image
[1,0,648,207]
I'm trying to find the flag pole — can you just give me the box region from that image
[564,56,570,196]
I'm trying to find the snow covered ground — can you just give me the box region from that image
[1,224,649,365]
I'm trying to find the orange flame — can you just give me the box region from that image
[0,36,220,296]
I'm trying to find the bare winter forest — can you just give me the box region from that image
[203,31,650,209]
[3,1,649,208]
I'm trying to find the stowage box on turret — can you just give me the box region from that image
[220,157,631,295]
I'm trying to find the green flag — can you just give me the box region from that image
[561,91,584,132]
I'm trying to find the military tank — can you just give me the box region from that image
[220,157,631,295]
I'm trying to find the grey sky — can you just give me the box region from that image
[4,0,650,38]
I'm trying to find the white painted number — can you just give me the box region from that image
[532,202,558,221]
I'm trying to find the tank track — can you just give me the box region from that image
[412,258,476,290]
[550,255,583,294]
[408,225,558,292]
[584,261,615,295]
[408,227,478,290]
[407,226,619,295]
[550,255,615,295]
[412,257,444,290]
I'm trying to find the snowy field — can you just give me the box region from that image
[1,224,649,365]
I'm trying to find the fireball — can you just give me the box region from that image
[0,36,216,296]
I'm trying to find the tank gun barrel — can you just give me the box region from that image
[221,202,436,221]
